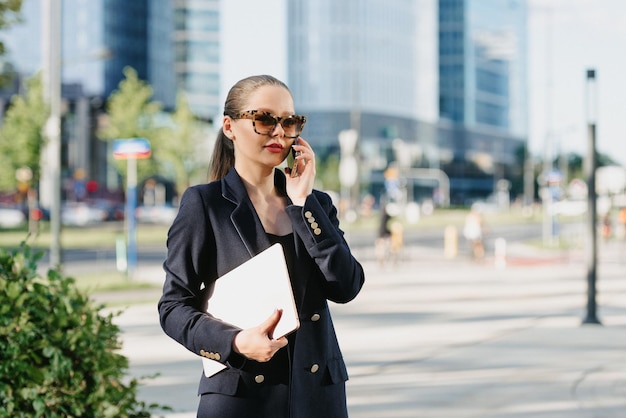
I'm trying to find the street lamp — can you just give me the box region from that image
[582,68,600,325]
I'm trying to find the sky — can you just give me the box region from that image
[527,0,626,167]
[220,0,287,105]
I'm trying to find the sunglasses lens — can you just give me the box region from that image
[282,116,304,138]
[254,113,277,132]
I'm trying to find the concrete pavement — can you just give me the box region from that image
[107,239,626,417]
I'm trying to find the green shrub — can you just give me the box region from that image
[0,243,168,417]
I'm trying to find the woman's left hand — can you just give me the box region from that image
[285,137,315,206]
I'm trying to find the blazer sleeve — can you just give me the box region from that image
[158,186,240,364]
[286,190,365,303]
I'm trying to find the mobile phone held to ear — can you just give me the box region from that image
[287,138,301,178]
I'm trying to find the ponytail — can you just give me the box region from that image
[208,127,235,181]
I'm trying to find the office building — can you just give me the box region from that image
[438,0,528,203]
[288,0,445,203]
[171,1,220,121]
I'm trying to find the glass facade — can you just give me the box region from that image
[103,0,149,97]
[288,0,418,128]
[173,0,220,121]
[149,0,176,111]
[439,0,527,136]
[438,0,528,203]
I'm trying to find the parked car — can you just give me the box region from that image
[135,204,178,224]
[61,202,109,226]
[0,207,26,228]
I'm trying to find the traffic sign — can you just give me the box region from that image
[113,138,151,160]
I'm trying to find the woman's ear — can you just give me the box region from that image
[223,116,235,140]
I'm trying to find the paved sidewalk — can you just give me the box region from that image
[111,241,626,417]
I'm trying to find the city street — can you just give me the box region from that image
[108,239,626,417]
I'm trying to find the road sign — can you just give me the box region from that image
[113,138,151,160]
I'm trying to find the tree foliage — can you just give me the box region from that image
[0,0,22,86]
[155,93,212,193]
[97,66,164,182]
[0,243,169,417]
[0,74,47,192]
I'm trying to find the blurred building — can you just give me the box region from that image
[438,0,528,203]
[287,0,528,205]
[287,0,441,204]
[0,0,528,206]
[0,0,220,198]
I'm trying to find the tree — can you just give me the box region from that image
[155,93,213,194]
[97,66,164,182]
[317,153,341,192]
[0,0,23,86]
[0,74,47,193]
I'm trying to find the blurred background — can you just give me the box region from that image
[0,0,625,272]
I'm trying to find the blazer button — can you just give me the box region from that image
[314,228,321,235]
[200,349,206,356]
[255,374,265,384]
[310,222,319,229]
[307,216,316,224]
[311,313,320,322]
[214,353,221,361]
[310,364,319,373]
[304,211,313,219]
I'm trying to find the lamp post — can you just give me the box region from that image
[582,68,600,325]
[41,0,62,268]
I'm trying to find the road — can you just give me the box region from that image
[45,221,552,268]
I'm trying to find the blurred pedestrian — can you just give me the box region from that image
[158,75,365,418]
[375,203,392,264]
[463,204,485,259]
[618,207,626,239]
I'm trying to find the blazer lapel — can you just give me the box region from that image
[222,168,270,257]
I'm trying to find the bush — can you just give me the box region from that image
[0,243,168,417]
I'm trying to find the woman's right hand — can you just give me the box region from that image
[232,309,288,362]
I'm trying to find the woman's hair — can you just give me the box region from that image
[208,75,291,181]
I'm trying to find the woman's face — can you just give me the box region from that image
[227,85,298,174]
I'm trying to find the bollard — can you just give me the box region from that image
[444,225,458,259]
[116,234,127,273]
[494,237,507,269]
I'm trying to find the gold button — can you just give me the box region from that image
[304,211,312,219]
[310,364,319,373]
[255,374,265,384]
[311,313,320,322]
[200,349,206,356]
[314,228,321,235]
[307,217,316,223]
[214,353,221,361]
[310,222,318,229]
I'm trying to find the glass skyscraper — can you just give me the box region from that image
[172,0,220,121]
[439,0,527,135]
[438,0,528,202]
[288,0,420,146]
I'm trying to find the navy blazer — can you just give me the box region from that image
[158,167,365,417]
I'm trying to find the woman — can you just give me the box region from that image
[158,75,365,417]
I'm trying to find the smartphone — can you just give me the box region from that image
[287,138,301,177]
